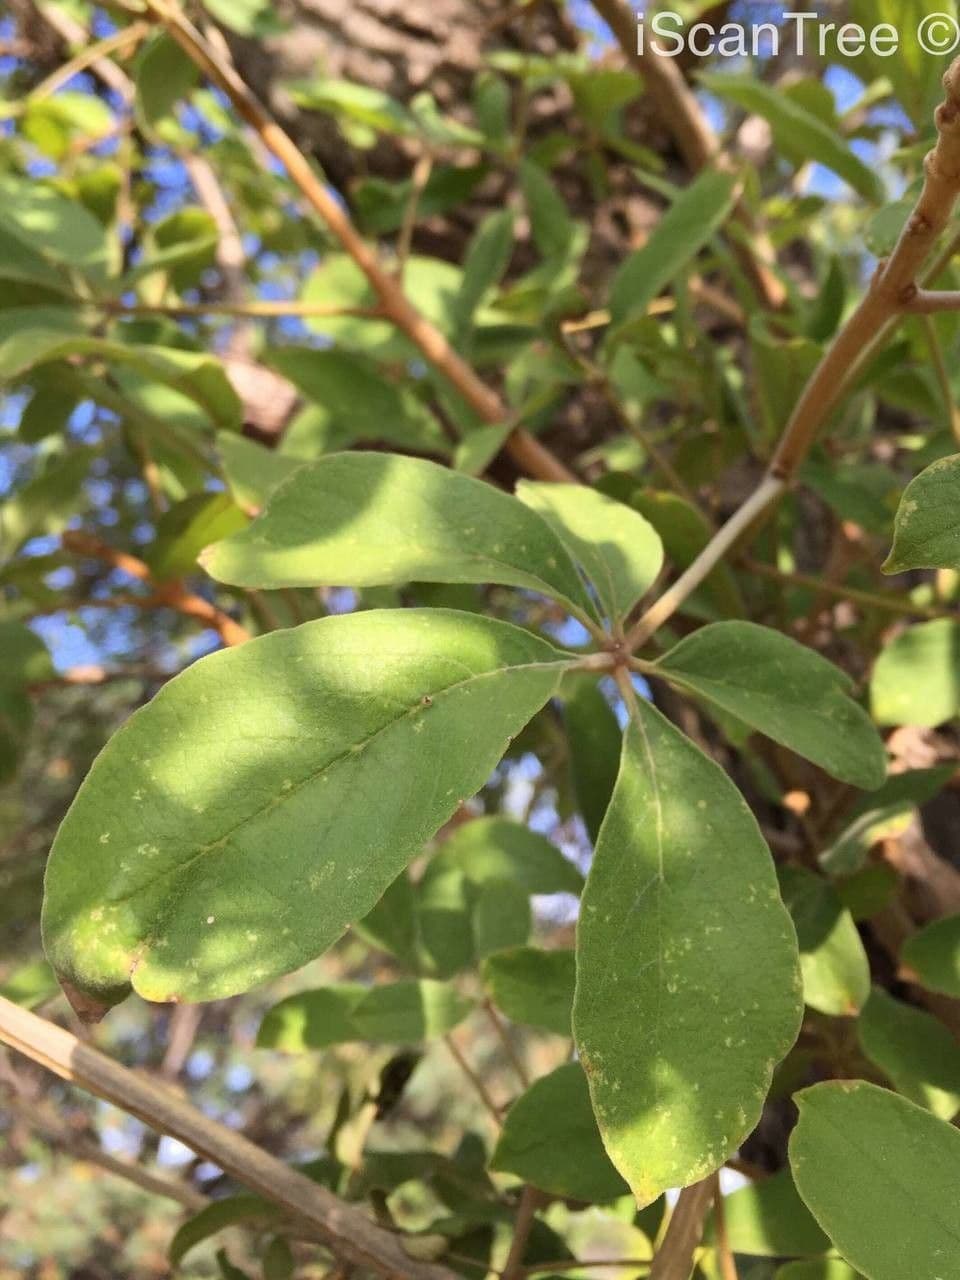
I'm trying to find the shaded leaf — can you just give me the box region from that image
[563,677,621,845]
[902,914,960,998]
[482,946,575,1036]
[858,987,960,1119]
[170,1196,282,1265]
[779,867,870,1017]
[491,1063,629,1202]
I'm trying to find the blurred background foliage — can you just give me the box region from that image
[2,1,960,1277]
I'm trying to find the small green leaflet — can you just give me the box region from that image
[573,700,802,1206]
[170,1196,283,1266]
[201,452,600,626]
[789,1081,960,1280]
[657,621,887,790]
[482,947,575,1036]
[41,610,571,1006]
[258,979,470,1050]
[871,619,960,727]
[779,867,870,1017]
[902,914,960,997]
[517,482,663,625]
[857,987,960,1120]
[699,74,882,203]
[491,1063,630,1203]
[608,169,739,325]
[885,454,960,573]
[427,817,583,896]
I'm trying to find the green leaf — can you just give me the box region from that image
[608,170,739,325]
[820,766,954,875]
[491,1063,629,1202]
[472,880,531,959]
[699,75,882,202]
[858,987,960,1120]
[266,348,448,456]
[0,959,59,1010]
[563,677,622,845]
[262,1237,294,1280]
[454,209,515,334]
[884,454,960,573]
[0,333,242,430]
[426,817,583,897]
[0,448,96,556]
[355,871,420,970]
[516,482,663,625]
[170,1196,282,1265]
[902,914,960,997]
[135,32,199,138]
[202,0,285,35]
[0,174,110,284]
[216,433,304,513]
[257,984,367,1052]
[18,376,78,444]
[290,78,418,137]
[704,1168,829,1259]
[779,867,870,1017]
[351,979,472,1043]
[147,493,248,582]
[482,946,575,1036]
[201,453,599,625]
[871,619,960,727]
[657,622,887,790]
[519,161,576,261]
[42,610,571,1005]
[789,1081,960,1280]
[573,700,802,1206]
[0,620,53,687]
[775,1263,860,1280]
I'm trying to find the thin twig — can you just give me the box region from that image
[920,313,960,445]
[0,997,458,1280]
[741,558,952,619]
[443,1033,503,1128]
[482,1000,529,1089]
[101,299,382,320]
[712,1178,739,1280]
[649,1179,715,1280]
[396,152,434,280]
[139,0,575,485]
[61,530,250,648]
[23,21,148,103]
[502,1186,544,1280]
[904,288,960,312]
[5,1091,208,1211]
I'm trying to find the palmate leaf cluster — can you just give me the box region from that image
[3,3,960,1278]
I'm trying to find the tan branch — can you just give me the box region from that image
[904,288,960,312]
[139,0,575,484]
[62,530,250,648]
[0,996,459,1280]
